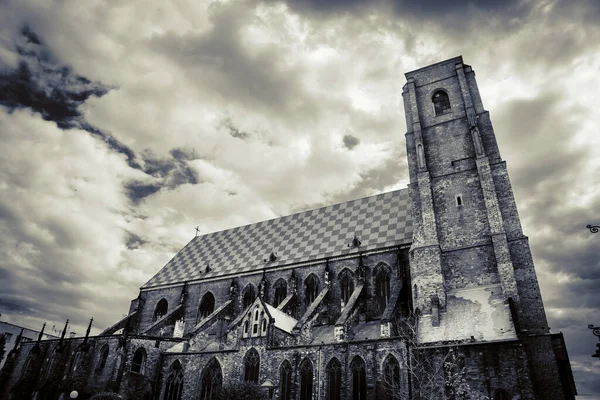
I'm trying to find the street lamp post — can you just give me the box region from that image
[586,224,599,233]
[589,325,600,358]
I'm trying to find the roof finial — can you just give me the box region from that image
[60,319,69,342]
[84,318,93,341]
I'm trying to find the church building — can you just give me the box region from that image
[0,57,577,400]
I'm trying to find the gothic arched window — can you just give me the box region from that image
[242,284,257,310]
[279,360,293,400]
[97,345,109,371]
[154,298,169,322]
[305,274,320,306]
[299,358,314,400]
[69,351,83,377]
[41,348,57,381]
[131,347,146,374]
[351,356,367,400]
[375,266,391,315]
[244,348,260,383]
[382,355,401,400]
[198,292,216,323]
[338,269,354,307]
[273,279,288,307]
[326,358,342,400]
[164,360,184,400]
[432,90,451,116]
[200,358,222,400]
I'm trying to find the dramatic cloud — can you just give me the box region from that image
[0,0,599,394]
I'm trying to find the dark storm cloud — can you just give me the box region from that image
[124,181,163,204]
[142,149,200,187]
[269,0,530,28]
[222,117,251,140]
[123,149,202,203]
[342,134,360,150]
[0,27,205,204]
[125,231,147,250]
[0,26,144,169]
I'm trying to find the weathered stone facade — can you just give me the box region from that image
[0,57,577,400]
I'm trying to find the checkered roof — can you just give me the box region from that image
[142,189,413,288]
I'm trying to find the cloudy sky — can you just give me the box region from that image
[0,0,599,394]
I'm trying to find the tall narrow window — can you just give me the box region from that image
[69,351,82,377]
[97,345,109,371]
[279,361,293,400]
[198,292,215,323]
[382,355,401,400]
[131,348,146,374]
[432,90,451,116]
[244,348,260,383]
[305,274,319,306]
[273,279,287,307]
[375,267,391,316]
[299,358,314,400]
[326,358,342,400]
[242,284,256,310]
[42,349,57,380]
[351,356,367,400]
[339,269,354,307]
[164,360,184,400]
[154,298,169,322]
[200,358,222,400]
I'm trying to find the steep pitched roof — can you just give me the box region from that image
[142,188,412,288]
[265,304,297,334]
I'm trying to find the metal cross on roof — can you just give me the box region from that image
[195,226,201,237]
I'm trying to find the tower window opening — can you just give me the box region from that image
[456,195,463,206]
[433,90,451,116]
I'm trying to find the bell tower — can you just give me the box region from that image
[402,56,549,337]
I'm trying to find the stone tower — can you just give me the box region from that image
[403,56,573,399]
